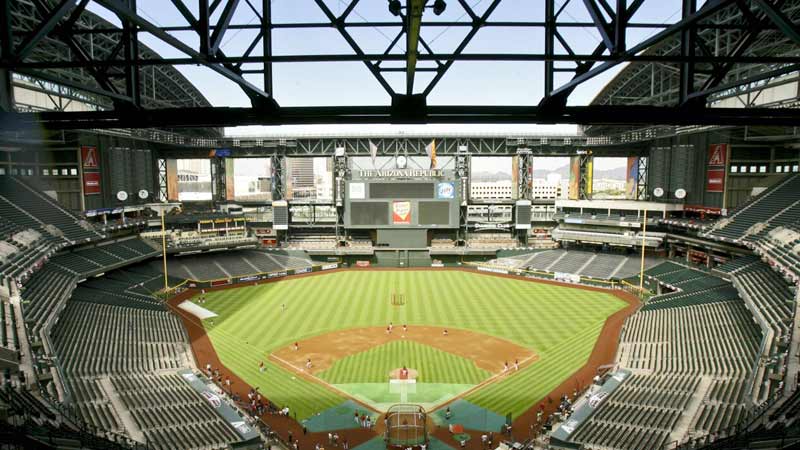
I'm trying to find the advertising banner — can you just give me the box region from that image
[211,279,231,287]
[706,169,726,193]
[356,260,371,267]
[321,263,339,270]
[392,201,412,224]
[437,182,455,199]
[626,157,639,199]
[568,156,580,200]
[83,172,101,195]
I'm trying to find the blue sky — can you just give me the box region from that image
[85,0,690,136]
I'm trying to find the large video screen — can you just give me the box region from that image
[171,159,212,201]
[229,157,272,202]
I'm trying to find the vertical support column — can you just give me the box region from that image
[0,0,14,112]
[199,0,211,56]
[211,156,227,204]
[122,0,141,107]
[334,147,348,242]
[679,0,697,104]
[456,144,470,244]
[516,152,533,201]
[261,0,272,94]
[157,158,167,202]
[637,156,649,200]
[543,0,555,95]
[271,154,284,201]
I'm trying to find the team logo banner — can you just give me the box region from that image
[392,201,412,224]
[706,144,728,193]
[437,182,455,199]
[81,145,98,168]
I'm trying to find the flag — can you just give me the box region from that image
[425,139,437,169]
[369,140,378,166]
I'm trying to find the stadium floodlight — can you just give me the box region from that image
[388,0,402,16]
[432,0,447,15]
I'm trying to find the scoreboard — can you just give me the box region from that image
[345,177,460,229]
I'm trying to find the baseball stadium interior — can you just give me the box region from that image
[1,1,800,450]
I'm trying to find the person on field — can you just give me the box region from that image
[294,342,299,351]
[403,324,408,334]
[445,407,452,420]
[503,361,509,373]
[443,329,448,337]
[514,359,519,371]
[306,359,312,370]
[259,361,265,373]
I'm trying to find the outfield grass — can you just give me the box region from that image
[318,340,490,384]
[197,270,626,420]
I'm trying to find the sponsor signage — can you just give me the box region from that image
[321,263,338,270]
[294,267,311,274]
[392,201,412,224]
[477,266,508,275]
[706,168,725,193]
[268,271,287,279]
[238,275,260,283]
[357,169,444,178]
[211,279,231,287]
[83,172,101,195]
[436,182,456,199]
[356,260,371,267]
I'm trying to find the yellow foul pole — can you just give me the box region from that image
[639,209,647,291]
[162,212,169,292]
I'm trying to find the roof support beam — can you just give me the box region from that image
[406,0,425,95]
[94,0,274,108]
[15,0,77,60]
[548,0,731,98]
[210,0,241,55]
[752,0,800,45]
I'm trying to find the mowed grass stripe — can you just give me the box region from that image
[318,340,490,385]
[198,271,626,420]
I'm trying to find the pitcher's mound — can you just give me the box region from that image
[389,368,418,380]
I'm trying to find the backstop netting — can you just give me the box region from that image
[385,404,428,449]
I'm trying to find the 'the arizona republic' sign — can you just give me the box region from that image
[358,169,444,178]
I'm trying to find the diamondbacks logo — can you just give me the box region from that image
[708,144,727,166]
[81,146,98,168]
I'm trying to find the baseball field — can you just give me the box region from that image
[191,270,627,423]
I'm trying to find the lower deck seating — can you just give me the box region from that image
[111,374,239,450]
[569,261,764,449]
